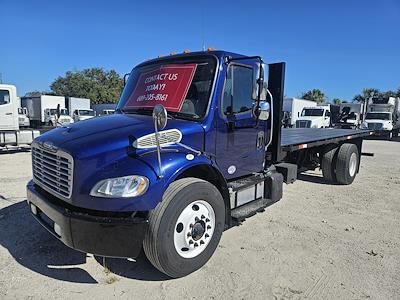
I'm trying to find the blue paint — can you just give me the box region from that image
[33,51,270,212]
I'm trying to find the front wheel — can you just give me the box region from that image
[143,178,225,278]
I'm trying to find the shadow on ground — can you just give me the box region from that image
[0,201,169,283]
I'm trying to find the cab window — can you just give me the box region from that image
[0,90,10,105]
[222,65,253,115]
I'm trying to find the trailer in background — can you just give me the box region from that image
[282,98,317,127]
[65,97,91,117]
[21,95,73,127]
[333,102,368,129]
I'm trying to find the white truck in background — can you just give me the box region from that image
[72,109,95,122]
[282,97,317,127]
[295,105,331,128]
[0,84,40,147]
[21,95,73,127]
[361,97,400,139]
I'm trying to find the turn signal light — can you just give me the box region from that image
[207,47,215,51]
[183,49,190,53]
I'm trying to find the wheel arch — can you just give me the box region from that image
[174,164,231,226]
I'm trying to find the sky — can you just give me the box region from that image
[1,0,399,101]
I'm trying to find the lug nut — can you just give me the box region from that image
[189,223,194,228]
[194,243,198,247]
[205,233,209,238]
[206,218,210,222]
[195,217,199,222]
[201,215,205,219]
[207,225,211,230]
[189,240,193,244]
[200,240,205,245]
[187,232,191,237]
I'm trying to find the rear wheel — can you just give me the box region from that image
[335,143,359,185]
[321,146,338,183]
[143,178,225,278]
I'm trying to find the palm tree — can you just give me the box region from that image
[301,89,326,104]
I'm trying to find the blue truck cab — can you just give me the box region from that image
[27,50,370,277]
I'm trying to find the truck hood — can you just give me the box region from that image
[34,113,205,158]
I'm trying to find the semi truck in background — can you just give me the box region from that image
[334,102,368,129]
[0,84,40,147]
[282,97,317,127]
[26,50,373,278]
[295,105,331,128]
[21,95,73,127]
[361,97,400,139]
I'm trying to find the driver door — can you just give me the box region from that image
[215,64,267,179]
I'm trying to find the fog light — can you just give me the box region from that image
[30,204,37,215]
[54,223,62,236]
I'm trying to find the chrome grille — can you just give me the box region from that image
[32,144,73,200]
[296,120,311,128]
[367,123,383,130]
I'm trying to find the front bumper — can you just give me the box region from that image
[26,180,148,258]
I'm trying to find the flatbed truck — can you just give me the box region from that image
[26,50,372,278]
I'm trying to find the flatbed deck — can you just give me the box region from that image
[281,128,373,151]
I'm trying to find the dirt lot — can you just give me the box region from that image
[0,138,399,299]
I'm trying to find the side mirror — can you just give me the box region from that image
[152,104,168,131]
[56,104,61,118]
[252,101,270,121]
[123,73,130,87]
[252,62,268,101]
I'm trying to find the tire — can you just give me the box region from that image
[321,146,338,183]
[143,177,225,278]
[335,143,359,185]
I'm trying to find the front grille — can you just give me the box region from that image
[32,144,73,200]
[296,120,311,128]
[367,123,383,130]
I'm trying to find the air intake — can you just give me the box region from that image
[133,129,182,149]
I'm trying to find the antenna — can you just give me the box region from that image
[201,6,205,51]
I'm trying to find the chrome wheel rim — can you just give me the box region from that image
[349,152,357,177]
[174,200,215,258]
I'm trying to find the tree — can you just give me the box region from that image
[301,89,326,104]
[50,68,124,104]
[332,98,342,105]
[24,91,43,97]
[353,88,380,103]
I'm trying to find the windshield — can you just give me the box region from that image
[301,108,324,116]
[49,109,57,115]
[117,56,217,120]
[60,109,68,115]
[366,112,390,120]
[79,110,94,116]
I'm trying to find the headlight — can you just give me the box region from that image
[90,175,149,198]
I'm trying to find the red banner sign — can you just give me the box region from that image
[125,64,197,111]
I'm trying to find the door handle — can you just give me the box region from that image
[6,113,13,115]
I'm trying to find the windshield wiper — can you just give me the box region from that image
[116,107,176,119]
